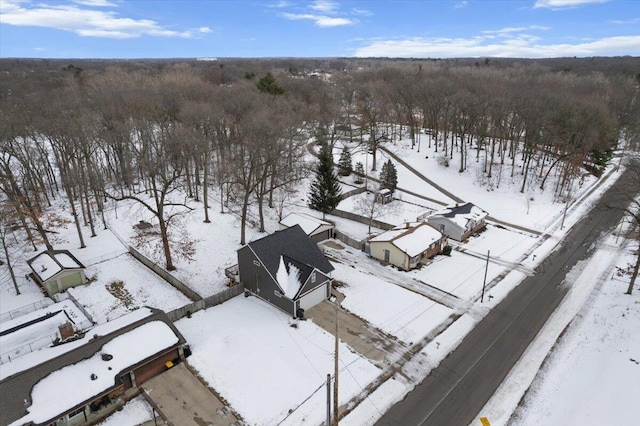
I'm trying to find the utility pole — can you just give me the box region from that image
[326,374,331,426]
[481,250,490,303]
[334,300,339,425]
[561,199,570,230]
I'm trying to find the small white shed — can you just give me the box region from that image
[279,212,335,243]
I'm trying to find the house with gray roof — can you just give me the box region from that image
[0,308,187,426]
[237,225,334,318]
[426,202,488,242]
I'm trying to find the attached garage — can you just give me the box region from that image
[298,283,329,311]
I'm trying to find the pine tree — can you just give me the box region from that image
[354,162,365,184]
[256,72,285,95]
[380,159,398,193]
[308,143,343,217]
[338,146,353,176]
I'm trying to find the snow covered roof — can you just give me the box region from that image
[279,212,334,237]
[27,250,85,282]
[245,225,334,276]
[0,308,184,426]
[429,202,488,228]
[370,222,444,257]
[275,255,316,299]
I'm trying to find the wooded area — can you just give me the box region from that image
[1,57,639,274]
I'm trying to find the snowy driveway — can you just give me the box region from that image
[141,363,239,426]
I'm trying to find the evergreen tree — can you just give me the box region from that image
[338,146,353,176]
[308,143,343,217]
[256,72,285,95]
[354,161,365,184]
[380,159,398,193]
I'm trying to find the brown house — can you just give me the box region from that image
[0,308,188,426]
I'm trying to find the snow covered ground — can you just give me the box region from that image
[176,296,381,426]
[332,262,454,345]
[68,254,192,324]
[1,132,635,426]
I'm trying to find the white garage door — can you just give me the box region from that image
[299,284,328,311]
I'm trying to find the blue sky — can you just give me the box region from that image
[0,0,638,58]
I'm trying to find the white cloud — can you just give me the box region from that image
[281,12,355,27]
[268,1,291,8]
[0,0,207,39]
[309,1,338,13]
[454,1,469,9]
[482,25,550,35]
[354,34,640,58]
[198,26,213,33]
[608,18,640,24]
[534,0,610,9]
[351,8,372,16]
[276,0,363,27]
[71,0,118,7]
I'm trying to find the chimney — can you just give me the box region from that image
[41,264,47,272]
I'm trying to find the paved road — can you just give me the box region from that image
[376,168,636,426]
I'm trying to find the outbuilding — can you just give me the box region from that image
[27,250,87,296]
[279,212,335,243]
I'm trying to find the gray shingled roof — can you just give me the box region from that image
[247,225,334,276]
[440,202,474,218]
[0,308,185,426]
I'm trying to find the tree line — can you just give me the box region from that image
[0,58,638,278]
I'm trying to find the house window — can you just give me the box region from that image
[274,290,283,298]
[253,260,260,267]
[384,250,390,262]
[311,272,316,283]
[68,406,86,421]
[439,224,445,233]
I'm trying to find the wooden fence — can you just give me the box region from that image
[333,229,365,251]
[165,284,245,322]
[330,209,394,231]
[128,247,202,302]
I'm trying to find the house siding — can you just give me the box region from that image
[297,269,330,296]
[60,271,84,291]
[309,230,331,243]
[238,246,296,316]
[133,348,180,385]
[369,242,410,270]
[427,217,465,241]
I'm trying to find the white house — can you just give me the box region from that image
[369,221,446,270]
[426,202,488,242]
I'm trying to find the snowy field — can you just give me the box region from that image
[177,296,381,426]
[333,262,454,345]
[68,254,192,324]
